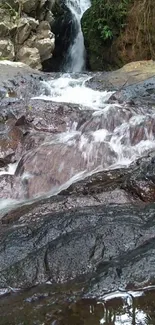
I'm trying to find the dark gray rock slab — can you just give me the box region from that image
[0,198,154,292]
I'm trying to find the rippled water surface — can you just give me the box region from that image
[1,74,155,211]
[1,283,155,324]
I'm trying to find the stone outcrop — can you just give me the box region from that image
[82,0,155,71]
[42,0,76,72]
[0,39,15,60]
[0,0,56,69]
[1,61,155,324]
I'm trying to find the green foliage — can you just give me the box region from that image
[0,56,8,60]
[98,23,113,40]
[82,0,130,42]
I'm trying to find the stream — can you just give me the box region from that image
[1,0,155,324]
[0,68,155,325]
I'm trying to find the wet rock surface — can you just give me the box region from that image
[1,61,155,323]
[0,152,155,291]
[0,195,154,289]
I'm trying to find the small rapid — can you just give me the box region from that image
[1,73,155,211]
[38,74,114,108]
[36,74,155,167]
[0,71,155,214]
[1,1,155,321]
[64,0,91,72]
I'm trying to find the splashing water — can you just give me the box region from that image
[37,74,114,108]
[27,74,155,198]
[1,74,155,209]
[64,0,91,72]
[35,74,155,168]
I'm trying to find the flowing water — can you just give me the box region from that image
[1,73,155,323]
[64,0,91,72]
[1,2,155,324]
[1,73,155,208]
[35,73,155,168]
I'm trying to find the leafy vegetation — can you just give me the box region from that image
[82,0,130,42]
[82,0,155,71]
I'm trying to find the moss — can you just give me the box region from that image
[82,0,155,71]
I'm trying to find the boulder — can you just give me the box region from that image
[0,117,24,163]
[15,18,31,44]
[0,39,15,60]
[0,0,56,69]
[0,23,9,38]
[35,21,55,61]
[17,46,41,69]
[26,17,39,31]
[15,140,116,199]
[42,1,76,71]
[35,38,54,61]
[0,198,155,292]
[20,0,40,15]
[45,9,55,25]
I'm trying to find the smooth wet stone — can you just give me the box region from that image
[14,140,116,199]
[0,175,14,199]
[1,61,155,302]
[123,153,155,202]
[0,200,155,291]
[79,105,133,133]
[0,98,93,149]
[0,118,24,163]
[86,61,155,94]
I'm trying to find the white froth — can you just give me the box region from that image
[33,75,114,109]
[0,162,18,176]
[1,74,155,209]
[98,290,147,325]
[93,129,109,142]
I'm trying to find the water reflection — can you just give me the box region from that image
[0,284,155,324]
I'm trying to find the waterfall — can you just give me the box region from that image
[64,0,91,72]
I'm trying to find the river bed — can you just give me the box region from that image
[1,281,155,324]
[1,57,155,325]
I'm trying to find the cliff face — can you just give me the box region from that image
[0,0,60,69]
[82,0,155,71]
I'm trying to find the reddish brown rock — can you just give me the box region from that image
[0,118,24,163]
[15,139,117,199]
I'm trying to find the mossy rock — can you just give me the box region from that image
[82,0,155,71]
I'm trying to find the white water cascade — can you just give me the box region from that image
[65,0,91,72]
[1,73,155,212]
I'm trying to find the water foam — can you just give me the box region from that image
[98,290,147,325]
[36,75,114,109]
[33,74,155,173]
[2,74,155,207]
[0,162,18,176]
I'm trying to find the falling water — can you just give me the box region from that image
[64,0,91,72]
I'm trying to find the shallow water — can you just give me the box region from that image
[1,74,155,210]
[1,282,155,325]
[1,73,155,323]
